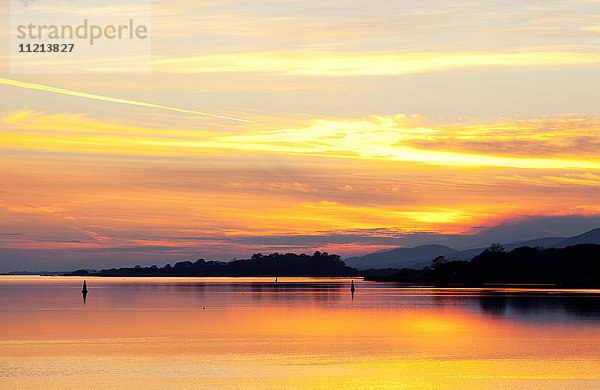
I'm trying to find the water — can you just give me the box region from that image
[1,276,600,389]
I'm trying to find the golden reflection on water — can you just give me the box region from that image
[1,276,600,389]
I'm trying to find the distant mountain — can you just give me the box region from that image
[366,244,600,288]
[433,216,600,250]
[345,228,600,270]
[405,247,485,269]
[344,244,458,270]
[504,237,567,250]
[556,228,600,247]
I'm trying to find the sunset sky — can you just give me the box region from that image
[2,0,600,271]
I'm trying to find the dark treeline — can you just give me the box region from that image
[366,244,600,287]
[68,251,358,277]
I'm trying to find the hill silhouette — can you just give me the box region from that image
[348,227,600,270]
[67,251,358,277]
[556,228,600,247]
[366,244,600,287]
[344,244,457,270]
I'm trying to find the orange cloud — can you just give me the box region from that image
[4,111,600,170]
[2,110,600,263]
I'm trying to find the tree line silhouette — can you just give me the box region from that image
[67,244,600,286]
[68,251,358,277]
[366,243,600,287]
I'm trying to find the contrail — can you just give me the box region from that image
[0,77,254,123]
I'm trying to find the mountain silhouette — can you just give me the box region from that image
[555,227,600,247]
[347,227,600,270]
[344,244,458,270]
[505,236,567,249]
[366,243,600,288]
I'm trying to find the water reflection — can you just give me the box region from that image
[473,291,600,322]
[66,278,600,323]
[63,278,600,324]
[428,288,600,323]
[2,276,600,389]
[478,294,507,316]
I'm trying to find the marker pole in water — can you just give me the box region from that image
[82,280,88,305]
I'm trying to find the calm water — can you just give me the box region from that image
[1,276,600,389]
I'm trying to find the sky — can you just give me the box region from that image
[1,0,600,271]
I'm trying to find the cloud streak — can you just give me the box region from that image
[0,78,253,123]
[212,116,600,170]
[4,111,600,170]
[154,51,600,76]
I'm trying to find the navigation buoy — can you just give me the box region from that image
[81,280,88,304]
